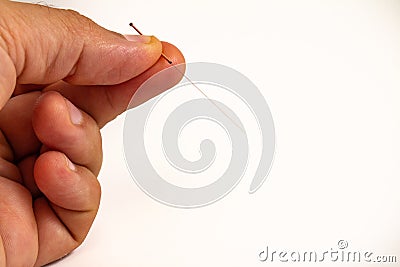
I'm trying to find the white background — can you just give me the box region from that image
[17,0,400,266]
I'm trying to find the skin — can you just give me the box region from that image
[0,0,185,266]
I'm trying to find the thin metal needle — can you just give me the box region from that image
[170,66,246,133]
[129,23,245,133]
[129,23,172,64]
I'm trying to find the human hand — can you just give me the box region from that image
[0,1,184,266]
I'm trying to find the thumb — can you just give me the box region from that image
[0,1,162,107]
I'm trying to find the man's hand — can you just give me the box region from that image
[0,1,184,266]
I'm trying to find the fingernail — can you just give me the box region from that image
[65,99,83,125]
[65,155,76,171]
[124,35,153,44]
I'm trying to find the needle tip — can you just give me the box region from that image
[161,54,173,64]
[129,22,172,64]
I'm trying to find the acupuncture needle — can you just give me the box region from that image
[129,23,245,134]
